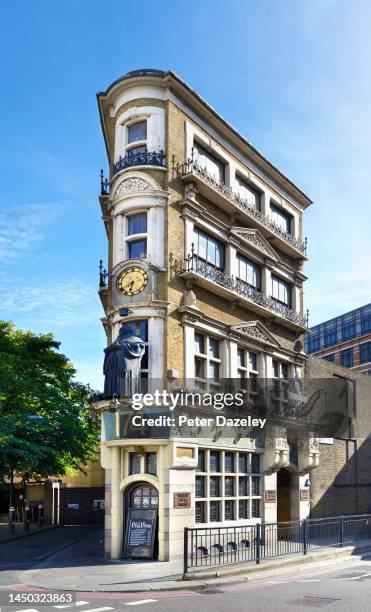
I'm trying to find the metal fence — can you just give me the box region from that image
[184,514,371,573]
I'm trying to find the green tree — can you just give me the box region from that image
[0,321,99,505]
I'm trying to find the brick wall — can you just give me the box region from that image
[306,356,371,516]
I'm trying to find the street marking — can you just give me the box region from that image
[349,572,371,580]
[14,609,39,612]
[55,602,89,608]
[80,608,113,612]
[125,602,158,607]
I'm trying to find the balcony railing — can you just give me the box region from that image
[172,150,307,256]
[171,249,308,329]
[113,149,166,176]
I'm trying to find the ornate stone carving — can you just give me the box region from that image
[183,287,198,309]
[185,182,198,200]
[230,321,280,347]
[297,434,320,472]
[115,177,152,196]
[264,426,290,473]
[231,228,279,261]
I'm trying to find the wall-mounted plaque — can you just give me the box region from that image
[173,492,191,509]
[123,508,157,559]
[264,490,277,503]
[300,489,310,501]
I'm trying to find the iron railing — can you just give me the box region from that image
[113,149,165,176]
[172,150,307,256]
[170,248,308,329]
[184,513,371,574]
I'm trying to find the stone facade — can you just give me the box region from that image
[95,69,316,569]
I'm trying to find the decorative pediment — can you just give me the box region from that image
[231,227,279,262]
[229,320,280,348]
[115,176,152,196]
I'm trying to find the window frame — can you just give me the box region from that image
[193,226,225,271]
[236,253,261,291]
[125,211,148,260]
[340,347,354,368]
[124,119,148,156]
[193,140,225,183]
[235,173,261,210]
[270,203,292,235]
[194,448,262,525]
[271,274,292,308]
[122,319,149,378]
[194,332,222,386]
[360,342,371,365]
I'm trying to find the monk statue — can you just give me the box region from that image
[103,325,146,399]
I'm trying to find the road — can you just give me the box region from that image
[1,527,371,611]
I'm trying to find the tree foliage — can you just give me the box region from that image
[0,321,99,483]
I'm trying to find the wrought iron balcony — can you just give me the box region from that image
[172,150,307,258]
[170,249,308,330]
[113,150,166,176]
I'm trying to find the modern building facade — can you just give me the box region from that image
[305,303,371,375]
[95,69,318,568]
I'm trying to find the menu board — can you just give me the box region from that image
[123,508,157,559]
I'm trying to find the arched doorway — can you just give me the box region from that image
[123,482,159,559]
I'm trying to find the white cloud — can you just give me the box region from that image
[0,279,102,328]
[0,202,65,259]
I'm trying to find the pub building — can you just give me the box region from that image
[94,69,319,568]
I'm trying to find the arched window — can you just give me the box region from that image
[131,484,158,509]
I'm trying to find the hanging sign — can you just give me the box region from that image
[123,508,157,559]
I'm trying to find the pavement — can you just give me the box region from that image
[0,522,58,544]
[1,536,371,610]
[1,526,371,595]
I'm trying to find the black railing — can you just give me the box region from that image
[113,150,165,176]
[184,513,371,574]
[170,247,308,329]
[172,149,307,256]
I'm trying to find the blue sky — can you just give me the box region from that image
[1,1,370,388]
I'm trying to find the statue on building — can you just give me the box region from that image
[103,325,146,399]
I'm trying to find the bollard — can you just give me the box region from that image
[37,503,44,528]
[24,505,31,531]
[8,506,16,534]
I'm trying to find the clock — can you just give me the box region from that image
[117,266,148,296]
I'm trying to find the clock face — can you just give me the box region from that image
[117,266,148,296]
